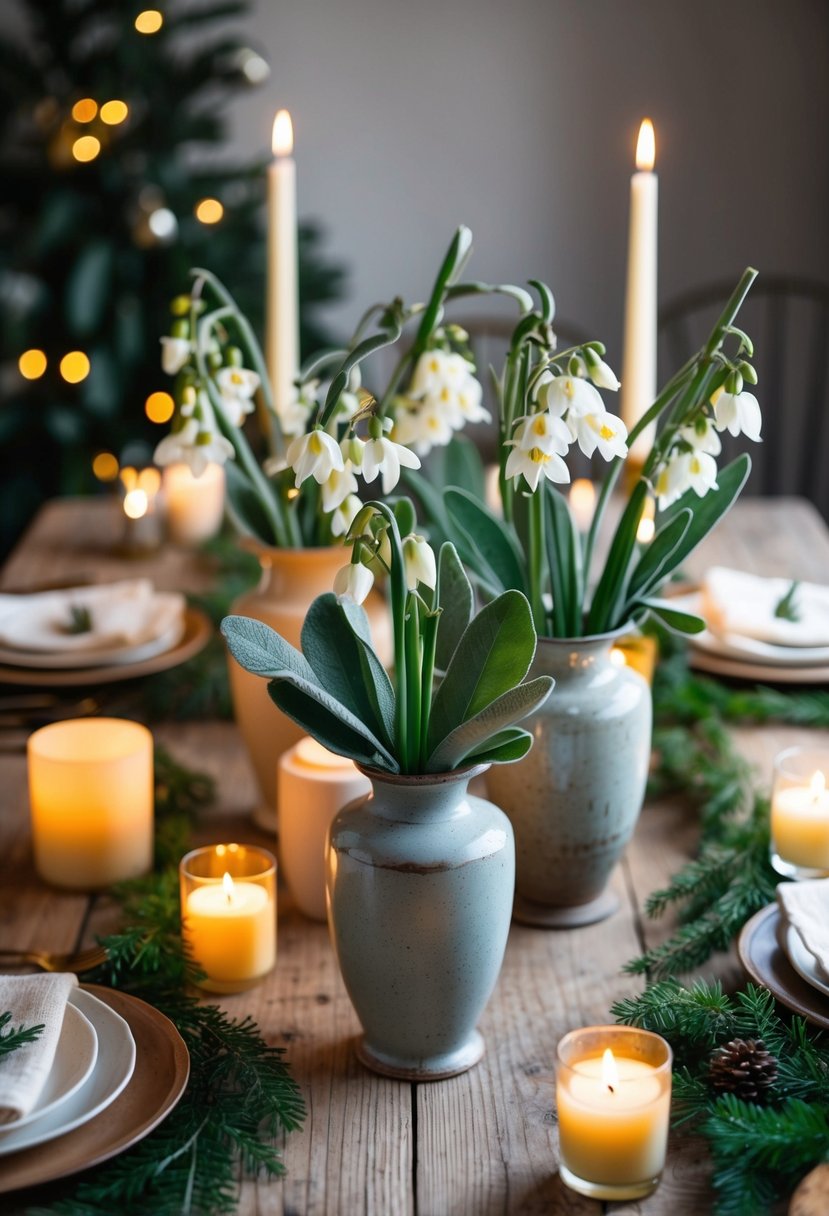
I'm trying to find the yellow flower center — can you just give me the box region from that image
[530,448,550,465]
[563,378,575,398]
[231,372,243,385]
[599,424,614,440]
[532,415,547,435]
[309,432,323,454]
[691,456,701,474]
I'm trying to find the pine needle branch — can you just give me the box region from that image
[0,1011,44,1056]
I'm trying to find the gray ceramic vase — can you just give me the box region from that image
[486,631,651,928]
[325,764,515,1080]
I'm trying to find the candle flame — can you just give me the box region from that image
[810,771,826,799]
[123,488,148,520]
[222,871,234,904]
[636,496,656,543]
[272,109,293,157]
[601,1047,619,1093]
[636,118,655,171]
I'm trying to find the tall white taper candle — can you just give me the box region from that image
[266,109,299,419]
[620,119,658,463]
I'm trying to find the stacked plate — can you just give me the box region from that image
[739,905,829,1030]
[0,986,189,1194]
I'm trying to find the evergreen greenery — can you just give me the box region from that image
[0,1012,44,1057]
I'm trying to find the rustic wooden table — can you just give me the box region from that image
[1,495,828,1215]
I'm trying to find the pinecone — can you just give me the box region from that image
[709,1038,778,1102]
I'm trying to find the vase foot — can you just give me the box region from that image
[355,1031,485,1081]
[513,888,619,928]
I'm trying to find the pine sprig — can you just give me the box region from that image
[0,1011,44,1057]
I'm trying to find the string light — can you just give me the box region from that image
[18,350,47,380]
[148,208,177,240]
[72,135,100,163]
[71,98,98,123]
[123,488,149,519]
[145,391,174,423]
[59,351,90,383]
[134,10,163,34]
[194,198,224,224]
[92,452,119,481]
[100,100,129,125]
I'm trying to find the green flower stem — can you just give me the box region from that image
[526,485,547,635]
[367,502,410,770]
[419,609,439,767]
[405,594,422,774]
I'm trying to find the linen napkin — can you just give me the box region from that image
[701,567,829,648]
[0,580,184,655]
[0,972,78,1124]
[776,880,829,986]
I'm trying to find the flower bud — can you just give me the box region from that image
[402,534,437,591]
[226,345,244,368]
[170,294,192,317]
[725,369,744,396]
[739,362,758,386]
[333,561,374,606]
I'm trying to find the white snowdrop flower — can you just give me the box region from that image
[539,375,605,419]
[655,452,693,510]
[455,378,490,424]
[430,384,465,430]
[187,432,236,477]
[341,434,366,469]
[679,418,722,456]
[410,350,452,397]
[160,336,191,376]
[277,391,312,439]
[443,352,475,386]
[321,464,359,513]
[713,390,762,442]
[687,450,719,497]
[154,418,200,466]
[511,412,572,456]
[571,411,628,461]
[402,534,437,591]
[585,356,621,392]
[504,444,570,492]
[330,494,363,538]
[412,399,456,453]
[217,393,254,428]
[216,366,260,399]
[286,428,344,487]
[361,436,421,494]
[333,562,374,605]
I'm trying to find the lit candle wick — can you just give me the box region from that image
[601,1047,619,1095]
[222,870,234,906]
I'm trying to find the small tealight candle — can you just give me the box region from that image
[278,737,371,921]
[162,461,226,546]
[771,747,829,879]
[556,1025,672,1201]
[120,466,163,555]
[180,844,276,993]
[28,718,154,889]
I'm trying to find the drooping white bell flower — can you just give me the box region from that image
[333,561,374,605]
[455,378,490,424]
[154,418,235,477]
[402,534,437,591]
[160,336,191,376]
[686,450,719,497]
[216,366,260,399]
[570,411,629,461]
[654,452,693,510]
[680,417,722,455]
[360,435,421,494]
[330,493,363,538]
[504,444,570,492]
[154,418,200,466]
[341,433,366,469]
[216,392,255,429]
[321,464,359,513]
[410,350,452,397]
[286,427,344,487]
[584,355,621,392]
[511,412,572,456]
[539,375,605,419]
[713,390,762,441]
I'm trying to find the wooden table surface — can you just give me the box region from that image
[1,495,828,1216]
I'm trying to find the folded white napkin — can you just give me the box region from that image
[776,880,829,985]
[0,973,78,1124]
[0,581,184,655]
[702,567,829,648]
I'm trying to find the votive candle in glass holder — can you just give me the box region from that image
[28,718,154,889]
[556,1025,672,1201]
[162,461,225,547]
[180,844,276,993]
[771,747,829,879]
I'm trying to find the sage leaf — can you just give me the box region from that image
[445,487,526,595]
[222,615,319,684]
[268,680,398,772]
[433,543,473,673]
[462,727,534,766]
[426,676,553,771]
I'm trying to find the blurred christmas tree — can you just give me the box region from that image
[0,0,344,555]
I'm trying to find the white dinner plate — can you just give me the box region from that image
[0,1002,97,1133]
[0,610,185,670]
[670,591,829,667]
[785,925,829,1000]
[0,988,136,1155]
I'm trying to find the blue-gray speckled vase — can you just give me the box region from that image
[486,632,651,928]
[325,764,514,1080]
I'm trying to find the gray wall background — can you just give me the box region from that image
[229,0,829,371]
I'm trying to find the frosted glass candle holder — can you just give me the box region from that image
[180,844,276,993]
[28,718,154,889]
[556,1025,672,1201]
[162,461,225,546]
[771,746,829,880]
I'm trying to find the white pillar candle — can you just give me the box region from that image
[180,844,276,993]
[620,119,658,463]
[278,737,371,921]
[162,461,225,546]
[771,748,829,875]
[28,718,154,889]
[266,109,299,419]
[556,1026,672,1201]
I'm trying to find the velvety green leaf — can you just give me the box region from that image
[268,680,398,772]
[635,599,706,634]
[390,496,416,539]
[462,727,534,765]
[445,487,526,595]
[427,589,537,753]
[221,615,318,683]
[434,543,474,673]
[427,675,553,770]
[627,508,692,601]
[436,434,486,500]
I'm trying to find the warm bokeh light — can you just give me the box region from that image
[100,100,129,125]
[137,467,161,496]
[71,98,98,123]
[134,10,163,34]
[148,208,177,239]
[636,118,656,171]
[272,109,293,156]
[123,488,149,520]
[145,390,175,423]
[120,466,137,492]
[636,495,656,544]
[18,349,47,380]
[59,351,90,383]
[194,197,224,224]
[72,135,101,163]
[92,452,120,482]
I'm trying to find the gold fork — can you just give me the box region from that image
[0,944,109,973]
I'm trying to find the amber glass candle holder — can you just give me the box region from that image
[771,746,829,880]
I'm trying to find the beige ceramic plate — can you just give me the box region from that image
[0,608,211,688]
[738,904,829,1030]
[0,985,189,1195]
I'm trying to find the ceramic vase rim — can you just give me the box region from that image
[355,762,491,787]
[536,621,637,648]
